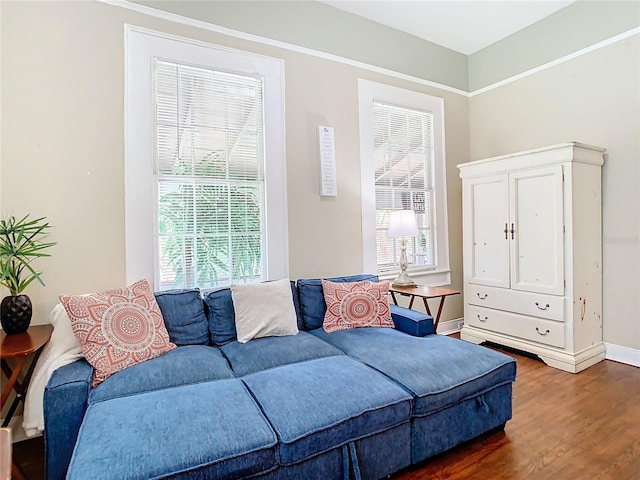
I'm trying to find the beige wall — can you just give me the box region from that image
[4,0,634,350]
[0,1,468,325]
[469,35,640,350]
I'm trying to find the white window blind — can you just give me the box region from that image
[373,101,435,273]
[154,60,266,290]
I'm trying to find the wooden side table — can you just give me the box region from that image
[389,285,461,332]
[1,324,53,480]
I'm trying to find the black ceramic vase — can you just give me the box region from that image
[1,295,32,334]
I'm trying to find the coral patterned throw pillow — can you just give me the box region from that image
[60,279,176,387]
[321,279,394,333]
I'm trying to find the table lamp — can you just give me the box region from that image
[388,209,419,287]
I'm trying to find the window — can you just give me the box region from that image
[373,102,435,271]
[126,27,287,290]
[155,61,268,290]
[358,79,450,285]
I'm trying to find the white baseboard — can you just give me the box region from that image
[438,317,464,335]
[604,343,640,368]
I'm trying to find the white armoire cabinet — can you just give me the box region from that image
[458,143,605,373]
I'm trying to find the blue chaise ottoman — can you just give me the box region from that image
[242,355,414,480]
[66,379,278,480]
[309,329,516,462]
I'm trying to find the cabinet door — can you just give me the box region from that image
[509,166,564,295]
[464,174,510,287]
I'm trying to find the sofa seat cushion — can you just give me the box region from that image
[310,328,516,416]
[242,355,412,465]
[68,380,278,480]
[219,331,344,376]
[89,345,234,403]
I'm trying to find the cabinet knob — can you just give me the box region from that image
[535,302,550,311]
[535,327,550,336]
[476,293,488,300]
[477,314,488,322]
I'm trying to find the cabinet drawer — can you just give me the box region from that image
[466,284,564,322]
[467,305,565,348]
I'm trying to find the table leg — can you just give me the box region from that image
[1,349,45,429]
[420,297,432,316]
[408,295,416,309]
[433,296,447,332]
[1,358,27,408]
[419,297,435,333]
[21,348,42,392]
[390,291,399,306]
[0,360,13,380]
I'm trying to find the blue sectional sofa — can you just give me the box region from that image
[44,275,516,480]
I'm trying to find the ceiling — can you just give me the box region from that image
[320,1,576,55]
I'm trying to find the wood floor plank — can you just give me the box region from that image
[12,343,640,480]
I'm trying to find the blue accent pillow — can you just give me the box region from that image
[154,289,209,345]
[296,274,379,331]
[389,304,434,336]
[204,281,302,346]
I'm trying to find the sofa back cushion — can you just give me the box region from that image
[154,289,209,346]
[204,281,302,345]
[297,274,378,331]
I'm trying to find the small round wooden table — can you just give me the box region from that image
[1,324,53,480]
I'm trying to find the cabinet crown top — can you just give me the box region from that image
[458,142,605,176]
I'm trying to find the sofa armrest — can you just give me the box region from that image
[44,358,93,480]
[390,304,434,337]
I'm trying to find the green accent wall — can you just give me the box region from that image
[132,0,469,91]
[469,0,640,91]
[133,1,639,94]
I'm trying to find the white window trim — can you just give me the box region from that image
[125,26,288,289]
[358,79,450,286]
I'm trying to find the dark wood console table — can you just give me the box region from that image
[1,324,53,480]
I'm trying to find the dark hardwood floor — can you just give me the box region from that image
[13,344,640,479]
[394,347,640,480]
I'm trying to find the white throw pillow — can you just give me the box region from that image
[231,278,299,343]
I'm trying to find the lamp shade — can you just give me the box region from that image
[388,210,419,238]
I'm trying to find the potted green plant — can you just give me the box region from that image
[0,215,56,334]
